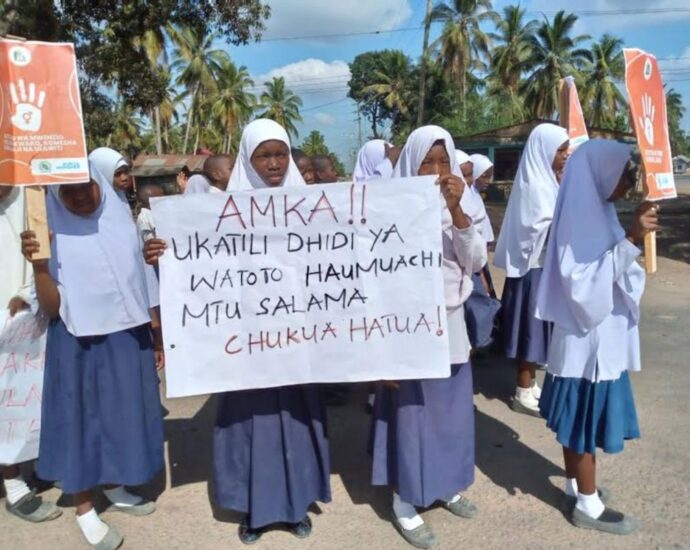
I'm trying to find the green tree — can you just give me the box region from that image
[581,34,625,129]
[666,88,689,156]
[430,0,499,111]
[109,100,143,158]
[172,27,229,153]
[348,50,405,138]
[521,10,591,119]
[301,130,329,156]
[362,51,413,135]
[487,5,536,120]
[211,59,255,154]
[257,77,303,139]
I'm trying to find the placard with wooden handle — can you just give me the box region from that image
[24,185,51,260]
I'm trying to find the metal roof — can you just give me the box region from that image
[131,154,209,178]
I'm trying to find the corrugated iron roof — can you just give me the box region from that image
[132,154,209,177]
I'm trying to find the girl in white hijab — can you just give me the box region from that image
[183,173,214,194]
[493,123,569,416]
[535,139,656,535]
[89,147,161,310]
[143,119,328,545]
[470,154,494,193]
[371,125,486,548]
[456,151,500,350]
[20,164,164,549]
[352,139,392,181]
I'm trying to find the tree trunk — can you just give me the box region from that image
[417,0,433,126]
[182,84,199,155]
[153,107,163,154]
[371,104,379,139]
[193,125,200,154]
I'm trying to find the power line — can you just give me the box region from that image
[247,7,690,43]
[301,97,351,112]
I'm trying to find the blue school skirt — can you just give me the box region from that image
[539,371,640,455]
[38,319,164,494]
[465,267,501,349]
[371,363,475,508]
[213,386,331,529]
[501,268,551,364]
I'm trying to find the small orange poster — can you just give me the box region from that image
[558,76,588,149]
[0,39,88,186]
[624,48,676,201]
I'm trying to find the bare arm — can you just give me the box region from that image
[20,230,60,319]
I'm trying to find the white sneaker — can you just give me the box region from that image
[511,388,541,417]
[531,381,542,400]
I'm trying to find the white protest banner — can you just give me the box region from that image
[152,177,451,398]
[0,309,47,464]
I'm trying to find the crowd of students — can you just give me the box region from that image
[0,117,659,549]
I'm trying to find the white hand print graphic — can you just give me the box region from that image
[9,79,46,132]
[638,93,655,146]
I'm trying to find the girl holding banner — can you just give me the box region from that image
[144,119,332,545]
[536,139,658,534]
[370,125,485,549]
[493,123,570,417]
[20,163,164,550]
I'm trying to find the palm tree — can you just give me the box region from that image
[301,130,329,156]
[430,0,499,111]
[109,100,143,158]
[487,5,537,119]
[521,10,591,119]
[362,52,413,133]
[211,59,255,154]
[666,88,688,155]
[171,27,229,153]
[257,77,303,139]
[581,34,625,128]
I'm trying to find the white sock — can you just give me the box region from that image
[3,476,31,505]
[575,491,605,519]
[516,387,536,402]
[103,485,143,507]
[393,492,424,530]
[76,508,109,545]
[565,478,578,497]
[446,493,461,504]
[531,380,542,399]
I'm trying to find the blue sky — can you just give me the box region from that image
[223,0,690,165]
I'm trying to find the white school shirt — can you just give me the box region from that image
[546,239,643,381]
[444,222,488,364]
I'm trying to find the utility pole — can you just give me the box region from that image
[417,0,433,126]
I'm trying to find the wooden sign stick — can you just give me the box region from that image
[641,170,657,274]
[24,186,51,260]
[644,231,657,274]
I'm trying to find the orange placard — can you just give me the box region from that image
[0,39,88,186]
[558,76,589,150]
[624,48,676,201]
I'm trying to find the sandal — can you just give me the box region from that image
[6,490,62,523]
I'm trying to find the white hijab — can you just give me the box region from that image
[228,119,305,190]
[536,139,643,334]
[457,151,494,244]
[493,123,569,277]
[470,154,493,184]
[0,187,31,306]
[184,174,212,195]
[89,147,129,203]
[353,139,390,181]
[46,163,151,337]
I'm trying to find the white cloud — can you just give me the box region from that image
[314,112,337,125]
[252,58,351,99]
[262,0,413,40]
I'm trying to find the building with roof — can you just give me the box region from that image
[673,155,690,174]
[131,154,209,194]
